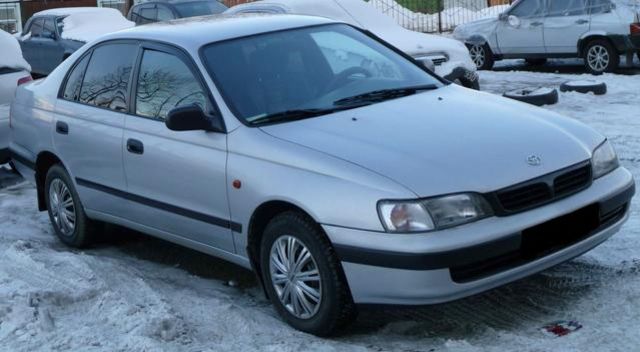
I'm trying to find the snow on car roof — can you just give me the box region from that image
[0,29,30,71]
[33,7,134,43]
[105,14,335,48]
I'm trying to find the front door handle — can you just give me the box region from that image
[530,21,543,27]
[575,19,589,24]
[56,121,69,135]
[126,138,144,155]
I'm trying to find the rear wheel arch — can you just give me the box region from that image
[578,35,616,56]
[35,151,64,211]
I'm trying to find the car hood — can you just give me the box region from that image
[260,85,603,197]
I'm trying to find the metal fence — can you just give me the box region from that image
[368,0,512,32]
[221,0,512,33]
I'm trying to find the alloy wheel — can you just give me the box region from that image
[49,178,76,236]
[587,45,610,72]
[469,44,485,68]
[269,235,322,319]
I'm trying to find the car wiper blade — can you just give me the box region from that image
[333,84,438,106]
[248,103,371,126]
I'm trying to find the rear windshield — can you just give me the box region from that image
[174,1,227,17]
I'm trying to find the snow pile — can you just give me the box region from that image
[368,0,510,32]
[34,7,134,43]
[0,30,30,71]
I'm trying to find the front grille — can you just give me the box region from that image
[491,162,592,215]
[450,201,628,283]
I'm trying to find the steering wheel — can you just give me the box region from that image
[324,67,372,93]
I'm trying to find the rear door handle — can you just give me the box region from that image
[530,21,543,27]
[55,121,69,135]
[126,138,144,155]
[575,19,589,24]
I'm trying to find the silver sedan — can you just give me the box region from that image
[9,14,635,335]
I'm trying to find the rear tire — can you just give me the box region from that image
[260,211,357,336]
[583,39,619,74]
[467,43,494,70]
[44,164,100,248]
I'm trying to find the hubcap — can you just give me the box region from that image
[269,235,322,319]
[49,179,76,236]
[469,44,485,68]
[587,45,610,72]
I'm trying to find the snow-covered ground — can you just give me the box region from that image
[1,63,640,351]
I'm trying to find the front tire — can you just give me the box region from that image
[44,164,99,248]
[583,39,619,74]
[467,43,494,70]
[260,211,356,336]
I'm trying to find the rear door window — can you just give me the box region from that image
[42,18,56,38]
[547,0,589,16]
[79,43,138,112]
[134,49,207,121]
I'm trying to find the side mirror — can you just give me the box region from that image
[498,12,508,21]
[507,15,521,28]
[418,58,436,72]
[165,104,224,132]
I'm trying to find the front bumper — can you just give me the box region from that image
[444,67,480,90]
[324,167,634,305]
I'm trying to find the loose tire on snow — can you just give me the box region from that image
[44,164,101,248]
[560,80,607,95]
[260,211,357,336]
[503,87,559,106]
[466,43,494,70]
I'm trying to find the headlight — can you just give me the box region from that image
[378,193,493,233]
[592,140,619,179]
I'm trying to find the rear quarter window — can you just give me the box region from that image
[62,54,91,101]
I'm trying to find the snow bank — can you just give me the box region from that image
[369,0,510,32]
[35,7,134,43]
[0,30,30,71]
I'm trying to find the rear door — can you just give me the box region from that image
[53,41,138,216]
[122,43,234,252]
[496,0,546,54]
[543,0,590,54]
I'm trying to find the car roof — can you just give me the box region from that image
[103,13,338,50]
[34,7,117,17]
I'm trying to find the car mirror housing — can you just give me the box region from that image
[498,12,508,21]
[508,15,521,28]
[165,104,224,133]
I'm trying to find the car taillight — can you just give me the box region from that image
[17,75,32,85]
[631,23,640,35]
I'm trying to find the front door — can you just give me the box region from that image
[543,0,590,54]
[123,44,234,252]
[37,17,65,74]
[496,0,546,55]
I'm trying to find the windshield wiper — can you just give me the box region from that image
[333,84,438,106]
[248,103,371,126]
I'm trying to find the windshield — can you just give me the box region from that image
[201,24,443,125]
[174,1,228,17]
